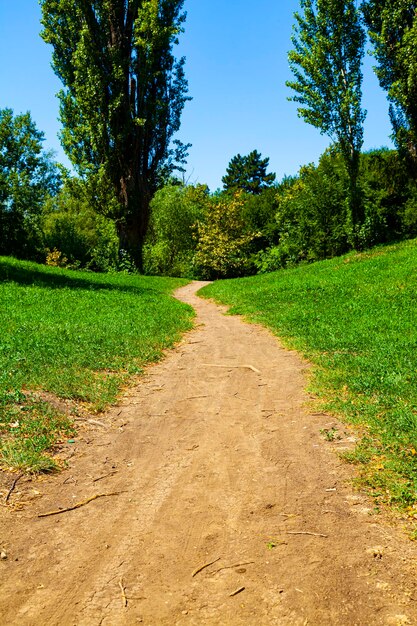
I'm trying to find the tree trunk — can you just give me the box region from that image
[346,151,364,249]
[116,174,152,273]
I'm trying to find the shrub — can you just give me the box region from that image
[143,184,208,277]
[194,191,260,279]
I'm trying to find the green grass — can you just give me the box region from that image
[201,240,417,520]
[0,257,193,472]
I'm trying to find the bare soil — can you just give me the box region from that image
[0,281,416,625]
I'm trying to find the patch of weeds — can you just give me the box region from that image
[0,398,74,473]
[320,426,341,441]
[0,440,58,473]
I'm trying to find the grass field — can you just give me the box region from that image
[201,240,417,522]
[0,257,192,472]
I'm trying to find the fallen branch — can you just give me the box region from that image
[192,557,221,577]
[287,531,328,538]
[119,578,128,608]
[38,492,123,518]
[229,586,245,597]
[5,473,23,503]
[202,364,261,374]
[211,561,254,575]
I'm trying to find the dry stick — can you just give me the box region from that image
[38,492,123,518]
[229,586,245,597]
[286,531,328,538]
[192,557,221,578]
[179,395,209,402]
[211,561,254,575]
[5,473,23,503]
[92,471,118,483]
[119,578,128,608]
[75,417,107,428]
[202,364,261,374]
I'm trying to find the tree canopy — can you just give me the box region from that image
[222,150,276,194]
[287,0,366,236]
[40,0,190,268]
[363,0,417,174]
[0,108,61,260]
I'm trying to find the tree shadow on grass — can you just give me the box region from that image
[0,257,155,296]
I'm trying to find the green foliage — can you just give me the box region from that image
[194,192,261,279]
[201,239,417,514]
[42,176,119,271]
[222,150,276,194]
[287,0,366,234]
[253,149,349,273]
[252,148,417,275]
[142,148,417,280]
[40,0,190,267]
[359,148,415,245]
[363,1,417,173]
[143,184,208,277]
[0,256,193,472]
[241,186,281,250]
[0,108,61,261]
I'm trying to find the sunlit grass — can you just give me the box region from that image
[201,240,417,519]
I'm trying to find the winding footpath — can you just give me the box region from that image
[0,281,416,625]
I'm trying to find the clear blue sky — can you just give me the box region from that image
[0,1,393,191]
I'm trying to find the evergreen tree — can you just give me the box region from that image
[362,1,417,174]
[40,0,190,269]
[287,0,366,240]
[222,150,276,194]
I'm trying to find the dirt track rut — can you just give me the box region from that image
[0,281,416,625]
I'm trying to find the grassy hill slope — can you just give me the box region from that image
[0,257,192,471]
[201,240,417,521]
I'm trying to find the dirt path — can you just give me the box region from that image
[1,281,416,625]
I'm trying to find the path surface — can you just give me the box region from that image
[1,281,416,625]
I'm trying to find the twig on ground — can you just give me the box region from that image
[5,473,23,503]
[286,531,328,538]
[211,561,254,575]
[75,418,107,428]
[202,364,261,374]
[63,476,77,485]
[229,586,245,597]
[119,578,128,608]
[38,492,124,518]
[92,471,118,483]
[192,557,221,577]
[179,395,209,401]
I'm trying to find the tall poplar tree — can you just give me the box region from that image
[362,1,417,174]
[287,0,366,238]
[40,0,189,268]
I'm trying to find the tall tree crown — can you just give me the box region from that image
[40,0,188,180]
[286,0,366,236]
[363,0,417,170]
[40,0,190,266]
[287,0,366,163]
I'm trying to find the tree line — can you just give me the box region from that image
[1,0,417,278]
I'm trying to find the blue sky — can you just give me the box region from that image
[0,1,393,191]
